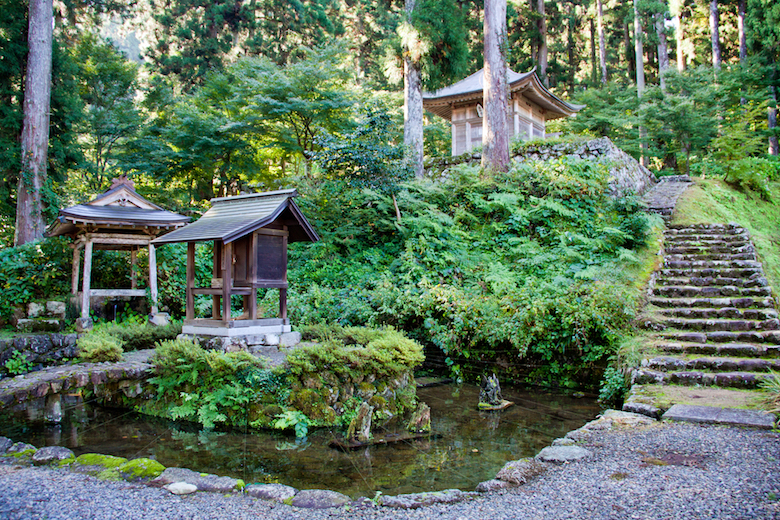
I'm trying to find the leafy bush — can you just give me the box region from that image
[760,370,780,416]
[93,321,182,352]
[598,366,628,407]
[77,331,124,363]
[4,351,34,376]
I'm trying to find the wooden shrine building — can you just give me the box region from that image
[46,176,190,325]
[422,68,584,156]
[151,189,319,338]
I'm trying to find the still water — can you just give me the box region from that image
[0,384,600,498]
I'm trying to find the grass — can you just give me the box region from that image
[631,384,768,411]
[672,178,780,290]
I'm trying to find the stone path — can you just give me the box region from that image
[624,222,779,427]
[641,175,694,220]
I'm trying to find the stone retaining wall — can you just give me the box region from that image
[0,333,79,374]
[425,137,657,197]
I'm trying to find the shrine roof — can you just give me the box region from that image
[151,189,319,245]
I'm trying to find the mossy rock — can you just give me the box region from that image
[116,458,165,481]
[73,453,128,475]
[368,395,387,411]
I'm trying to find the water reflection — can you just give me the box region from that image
[0,384,599,498]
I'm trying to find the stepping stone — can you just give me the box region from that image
[662,404,776,429]
[535,445,591,463]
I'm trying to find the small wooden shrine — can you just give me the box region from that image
[151,189,319,337]
[422,68,584,156]
[46,176,190,324]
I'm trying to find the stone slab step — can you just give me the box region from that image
[655,276,769,288]
[661,404,776,429]
[653,285,772,298]
[655,342,780,358]
[658,317,780,332]
[663,330,780,344]
[664,259,762,269]
[663,236,751,247]
[648,297,776,309]
[660,267,764,279]
[642,356,780,372]
[658,307,778,320]
[664,245,755,256]
[665,252,757,262]
[666,223,745,232]
[632,368,769,388]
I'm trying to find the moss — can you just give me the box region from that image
[9,449,36,459]
[97,468,121,480]
[74,453,128,469]
[57,456,76,467]
[116,458,165,481]
[368,395,387,410]
[235,479,246,491]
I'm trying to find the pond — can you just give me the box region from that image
[0,383,600,498]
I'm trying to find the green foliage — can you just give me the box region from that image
[77,331,124,363]
[290,325,424,380]
[92,321,182,352]
[0,237,71,321]
[4,351,34,376]
[146,339,270,429]
[273,410,310,438]
[287,159,656,388]
[760,370,780,416]
[598,366,628,407]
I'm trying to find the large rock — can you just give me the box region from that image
[245,483,298,502]
[0,437,13,454]
[167,482,198,495]
[536,445,591,463]
[289,489,350,509]
[32,446,74,465]
[379,489,476,509]
[475,479,511,493]
[155,467,242,493]
[495,458,545,484]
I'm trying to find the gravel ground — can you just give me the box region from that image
[1,421,778,520]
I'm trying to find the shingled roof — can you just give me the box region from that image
[422,67,584,121]
[151,189,319,245]
[46,176,189,237]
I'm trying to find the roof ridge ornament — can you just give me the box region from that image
[109,174,135,191]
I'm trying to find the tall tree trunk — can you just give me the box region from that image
[709,0,721,70]
[634,0,647,167]
[404,0,424,178]
[770,84,779,156]
[738,0,746,64]
[567,2,575,94]
[675,14,685,71]
[15,0,53,246]
[537,0,548,86]
[597,0,607,84]
[482,0,510,173]
[590,17,598,86]
[655,7,669,91]
[625,22,635,80]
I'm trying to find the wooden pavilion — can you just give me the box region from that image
[151,189,319,338]
[46,176,190,325]
[422,68,584,156]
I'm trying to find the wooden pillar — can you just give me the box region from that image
[279,288,287,321]
[248,232,257,320]
[70,245,80,295]
[186,242,195,320]
[148,243,159,315]
[80,239,93,319]
[222,241,233,323]
[130,248,138,289]
[212,242,221,319]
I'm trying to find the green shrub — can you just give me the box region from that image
[93,321,182,352]
[598,366,628,407]
[77,331,123,362]
[4,351,34,376]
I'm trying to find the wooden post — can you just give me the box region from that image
[148,243,159,315]
[186,242,195,320]
[279,288,287,321]
[248,232,257,319]
[80,239,93,319]
[222,241,232,323]
[212,242,221,319]
[71,245,80,295]
[130,248,138,289]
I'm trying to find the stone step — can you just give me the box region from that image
[642,355,780,372]
[652,285,772,298]
[659,267,765,279]
[648,297,776,309]
[632,368,769,389]
[663,330,780,344]
[658,317,780,332]
[664,259,762,269]
[664,244,755,256]
[665,252,757,262]
[666,223,745,233]
[655,342,780,358]
[663,236,751,246]
[658,307,779,320]
[655,276,769,288]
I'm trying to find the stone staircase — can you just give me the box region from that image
[630,223,780,403]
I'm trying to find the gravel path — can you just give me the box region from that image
[1,421,778,520]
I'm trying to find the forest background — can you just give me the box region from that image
[2,0,780,391]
